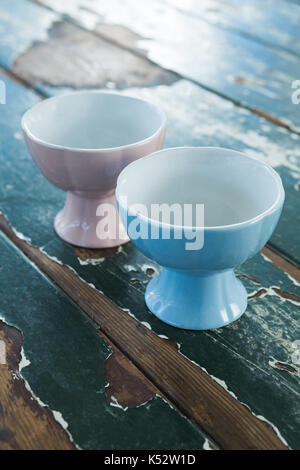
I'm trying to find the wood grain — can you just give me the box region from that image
[0,17,299,263]
[0,214,288,450]
[163,0,300,56]
[0,319,75,450]
[262,247,300,282]
[0,0,298,450]
[12,21,178,90]
[1,230,209,450]
[35,0,300,132]
[101,330,159,410]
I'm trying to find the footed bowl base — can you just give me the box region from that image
[55,191,129,248]
[145,268,247,330]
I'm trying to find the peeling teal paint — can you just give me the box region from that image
[0,232,208,450]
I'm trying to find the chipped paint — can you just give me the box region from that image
[109,395,129,411]
[0,228,210,449]
[121,307,139,322]
[269,357,300,377]
[74,246,119,264]
[16,345,80,448]
[158,334,169,340]
[260,251,300,287]
[40,245,104,294]
[40,246,64,265]
[141,264,158,277]
[203,438,215,450]
[104,337,157,411]
[254,414,290,448]
[78,256,105,266]
[1,213,297,447]
[12,21,178,90]
[177,343,290,447]
[177,344,239,401]
[123,264,138,273]
[0,0,58,64]
[164,0,300,57]
[124,80,300,178]
[116,245,128,256]
[248,285,300,305]
[155,394,176,411]
[285,273,300,287]
[12,227,32,244]
[9,218,292,447]
[237,273,261,285]
[35,0,300,131]
[36,0,99,30]
[0,316,78,449]
[260,252,273,263]
[19,347,31,372]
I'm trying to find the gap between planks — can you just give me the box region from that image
[0,214,291,450]
[262,247,300,283]
[0,65,44,98]
[1,60,298,270]
[31,0,300,135]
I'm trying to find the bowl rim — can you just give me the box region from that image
[116,146,285,231]
[21,90,167,153]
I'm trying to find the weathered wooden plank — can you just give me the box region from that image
[0,231,209,450]
[37,0,300,57]
[0,216,289,450]
[40,234,300,450]
[263,246,300,283]
[0,73,298,263]
[33,0,300,131]
[163,0,300,56]
[0,0,57,69]
[125,82,300,265]
[0,73,298,447]
[0,0,178,93]
[0,27,299,449]
[0,0,298,262]
[0,319,75,450]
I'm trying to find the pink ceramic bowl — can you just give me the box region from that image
[22,91,166,248]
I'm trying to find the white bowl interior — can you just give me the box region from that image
[22,92,165,150]
[118,147,283,228]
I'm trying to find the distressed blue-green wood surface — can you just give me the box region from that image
[42,236,300,449]
[163,0,300,56]
[0,0,299,262]
[0,0,57,69]
[0,75,299,448]
[0,1,299,449]
[38,0,300,56]
[33,0,300,131]
[0,75,299,263]
[0,231,209,450]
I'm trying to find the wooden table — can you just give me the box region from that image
[0,0,299,450]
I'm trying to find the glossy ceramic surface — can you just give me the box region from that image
[116,147,285,330]
[22,91,166,248]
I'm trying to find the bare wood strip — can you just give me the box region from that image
[33,0,300,135]
[99,326,220,455]
[0,319,75,450]
[261,247,300,283]
[0,214,289,450]
[0,65,44,97]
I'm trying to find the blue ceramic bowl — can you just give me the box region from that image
[116,147,285,330]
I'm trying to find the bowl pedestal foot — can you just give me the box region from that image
[54,191,129,248]
[145,267,247,330]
